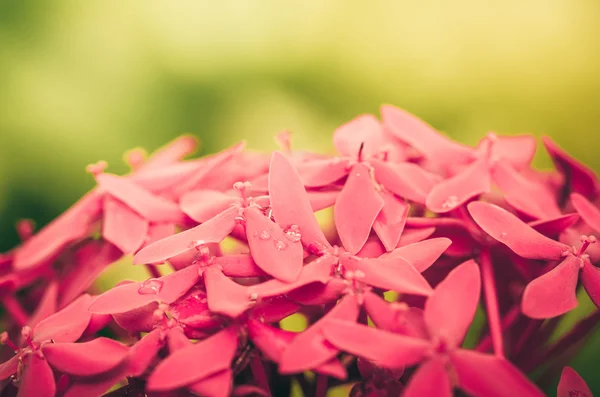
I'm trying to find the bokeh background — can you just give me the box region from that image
[1,1,599,394]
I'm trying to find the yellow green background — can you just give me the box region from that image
[1,1,599,394]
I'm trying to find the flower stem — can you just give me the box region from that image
[479,249,504,357]
[145,264,162,279]
[2,295,28,327]
[315,374,328,397]
[475,304,520,353]
[250,354,271,396]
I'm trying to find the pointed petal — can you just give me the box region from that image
[146,327,238,391]
[34,294,92,343]
[381,105,474,164]
[557,367,593,397]
[426,156,491,213]
[492,135,537,168]
[425,260,480,347]
[398,227,436,246]
[363,292,427,337]
[522,256,580,319]
[296,158,352,187]
[0,352,23,380]
[335,163,384,254]
[372,160,440,204]
[333,114,383,158]
[372,192,409,251]
[212,254,267,277]
[102,196,149,254]
[248,319,295,362]
[269,152,331,250]
[233,385,271,397]
[307,189,339,212]
[529,213,580,238]
[468,202,569,260]
[244,206,303,282]
[342,255,432,296]
[572,193,600,234]
[62,363,128,397]
[204,266,250,318]
[491,161,561,219]
[143,135,198,169]
[43,337,129,376]
[188,369,233,397]
[315,359,347,380]
[133,206,238,264]
[132,161,204,195]
[180,189,239,223]
[127,329,163,376]
[89,265,199,314]
[286,278,346,306]
[17,354,55,397]
[26,281,58,333]
[384,238,452,272]
[451,349,544,397]
[581,261,600,310]
[166,326,193,351]
[543,136,598,197]
[322,319,429,368]
[403,357,452,397]
[96,173,182,222]
[279,295,360,374]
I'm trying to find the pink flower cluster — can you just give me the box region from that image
[1,105,598,397]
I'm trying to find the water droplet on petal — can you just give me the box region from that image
[188,240,206,250]
[274,239,288,250]
[234,216,245,224]
[354,270,366,279]
[284,225,302,243]
[138,278,164,295]
[259,231,271,240]
[249,293,259,302]
[442,195,459,209]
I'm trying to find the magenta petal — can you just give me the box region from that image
[492,135,537,168]
[426,156,490,213]
[0,352,23,380]
[180,189,239,223]
[248,319,294,362]
[43,337,128,376]
[212,254,267,277]
[96,173,182,223]
[166,326,193,352]
[296,158,352,187]
[315,359,347,380]
[543,136,598,197]
[34,294,92,343]
[102,196,149,254]
[269,152,331,250]
[572,193,600,234]
[363,292,427,338]
[307,189,340,212]
[146,327,238,391]
[491,161,561,219]
[468,202,569,260]
[384,237,452,272]
[26,281,58,333]
[557,367,593,397]
[333,114,383,158]
[61,363,128,397]
[371,160,439,204]
[142,135,198,169]
[244,206,303,282]
[398,227,436,246]
[132,161,204,195]
[424,260,480,347]
[322,319,429,368]
[18,353,56,397]
[233,385,271,397]
[403,357,452,397]
[250,296,300,323]
[127,328,163,377]
[343,255,432,296]
[529,213,580,238]
[170,290,221,330]
[522,256,580,319]
[451,349,544,397]
[204,266,250,318]
[188,369,233,397]
[372,192,409,251]
[334,163,384,254]
[279,295,360,374]
[133,206,238,264]
[581,261,600,310]
[286,278,346,306]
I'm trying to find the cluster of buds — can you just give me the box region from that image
[0,105,597,396]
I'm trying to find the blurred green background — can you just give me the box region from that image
[1,0,599,394]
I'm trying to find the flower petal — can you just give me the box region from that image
[133,206,238,264]
[334,163,384,254]
[34,294,92,343]
[333,114,383,158]
[26,281,58,334]
[188,369,233,397]
[363,292,427,337]
[529,213,580,238]
[581,261,600,310]
[180,189,239,223]
[322,319,430,368]
[102,196,149,254]
[403,357,452,397]
[371,160,440,204]
[244,206,303,282]
[384,237,452,272]
[61,363,128,397]
[296,158,352,187]
[426,156,491,213]
[279,295,360,374]
[491,135,537,168]
[269,152,331,250]
[127,328,163,377]
[212,254,267,277]
[142,135,198,169]
[522,256,581,319]
[0,352,23,380]
[286,278,346,306]
[468,201,569,260]
[43,337,128,376]
[146,327,238,391]
[18,353,55,397]
[491,161,561,219]
[424,260,480,347]
[451,349,544,397]
[557,366,593,397]
[204,266,250,318]
[572,193,600,234]
[248,319,295,362]
[372,192,409,251]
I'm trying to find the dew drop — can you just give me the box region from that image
[234,216,245,224]
[442,195,459,209]
[249,293,259,302]
[138,278,164,295]
[188,240,206,250]
[258,231,271,240]
[354,270,366,279]
[274,239,288,251]
[284,225,302,243]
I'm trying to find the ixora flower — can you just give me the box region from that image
[3,104,600,397]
